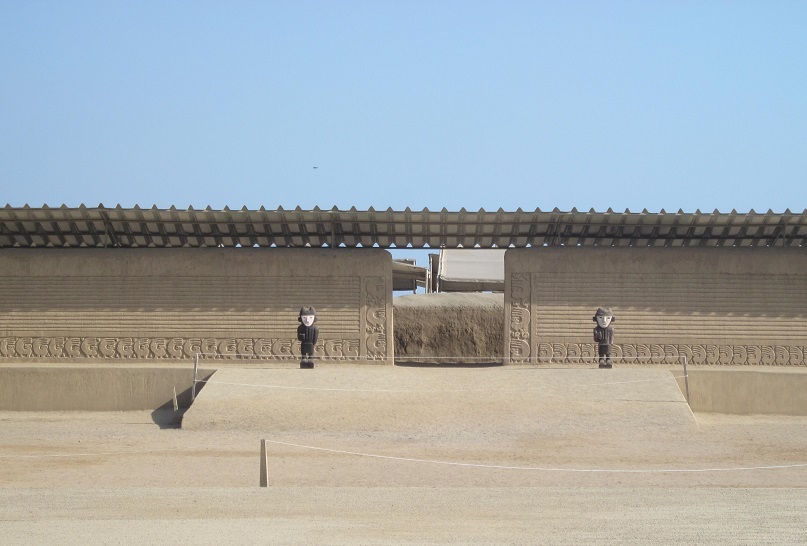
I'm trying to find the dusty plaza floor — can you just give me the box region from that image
[1,364,806,544]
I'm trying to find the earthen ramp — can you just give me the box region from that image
[181,366,696,443]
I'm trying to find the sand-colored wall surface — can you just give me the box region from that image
[505,247,807,365]
[0,366,214,411]
[3,362,806,415]
[0,247,392,363]
[679,367,807,415]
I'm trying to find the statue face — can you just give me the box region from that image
[301,314,315,327]
[596,315,612,328]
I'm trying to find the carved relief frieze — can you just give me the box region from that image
[324,338,361,358]
[0,336,363,360]
[364,276,388,359]
[533,343,807,366]
[508,273,531,362]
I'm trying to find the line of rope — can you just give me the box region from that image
[3,440,804,474]
[0,448,177,459]
[196,374,689,393]
[262,439,807,474]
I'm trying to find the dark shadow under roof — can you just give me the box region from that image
[1,205,805,248]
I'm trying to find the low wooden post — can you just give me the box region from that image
[682,356,691,405]
[191,353,199,401]
[260,439,268,487]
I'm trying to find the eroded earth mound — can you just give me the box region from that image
[393,292,503,363]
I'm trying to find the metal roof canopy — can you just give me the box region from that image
[1,205,805,249]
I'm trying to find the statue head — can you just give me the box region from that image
[593,307,615,328]
[298,306,317,327]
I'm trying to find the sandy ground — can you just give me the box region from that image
[2,364,807,544]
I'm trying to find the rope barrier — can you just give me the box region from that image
[0,448,177,459]
[3,439,805,475]
[261,438,807,474]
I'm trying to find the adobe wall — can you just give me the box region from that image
[0,366,215,411]
[674,368,807,415]
[504,247,807,365]
[0,248,393,363]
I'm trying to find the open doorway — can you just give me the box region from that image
[390,248,506,365]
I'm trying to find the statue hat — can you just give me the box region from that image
[593,307,615,322]
[298,306,317,322]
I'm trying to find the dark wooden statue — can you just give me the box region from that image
[593,307,615,368]
[297,306,319,368]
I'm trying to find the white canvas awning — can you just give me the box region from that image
[437,249,506,292]
[392,259,429,292]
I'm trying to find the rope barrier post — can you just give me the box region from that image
[192,353,199,401]
[260,439,268,487]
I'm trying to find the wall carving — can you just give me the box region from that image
[504,248,807,367]
[364,276,388,359]
[0,248,394,363]
[508,273,531,363]
[0,336,362,360]
[534,343,806,366]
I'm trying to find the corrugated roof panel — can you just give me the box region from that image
[0,207,805,248]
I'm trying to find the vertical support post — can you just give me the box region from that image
[682,356,691,405]
[192,353,199,401]
[260,439,268,487]
[172,386,179,411]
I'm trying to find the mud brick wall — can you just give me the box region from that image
[504,247,807,366]
[0,248,392,363]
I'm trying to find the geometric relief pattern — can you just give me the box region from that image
[508,273,531,363]
[535,343,807,366]
[364,276,388,360]
[0,336,362,360]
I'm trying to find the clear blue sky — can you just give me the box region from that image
[2,1,805,217]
